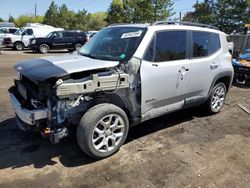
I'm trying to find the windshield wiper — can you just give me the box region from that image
[80,53,97,59]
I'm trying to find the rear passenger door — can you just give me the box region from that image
[64,32,75,48]
[188,31,221,97]
[140,30,191,118]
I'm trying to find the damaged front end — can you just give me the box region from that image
[9,57,141,144]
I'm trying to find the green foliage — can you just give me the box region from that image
[106,0,173,24]
[43,1,105,31]
[183,0,249,34]
[214,0,248,33]
[86,12,107,30]
[8,16,14,23]
[70,10,91,31]
[14,15,44,27]
[0,18,4,22]
[43,1,59,27]
[183,1,215,24]
[106,0,125,24]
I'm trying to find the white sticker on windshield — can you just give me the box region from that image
[121,30,143,39]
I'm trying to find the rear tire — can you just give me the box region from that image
[39,44,50,54]
[203,83,227,114]
[245,78,250,87]
[77,103,129,159]
[14,42,24,51]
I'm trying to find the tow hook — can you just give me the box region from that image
[41,127,69,144]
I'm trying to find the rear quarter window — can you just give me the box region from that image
[192,31,221,58]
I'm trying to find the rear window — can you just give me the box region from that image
[64,32,74,37]
[192,31,221,58]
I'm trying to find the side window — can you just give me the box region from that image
[54,32,63,38]
[154,31,187,62]
[213,33,221,52]
[192,31,220,58]
[26,29,33,35]
[9,29,17,34]
[64,32,73,37]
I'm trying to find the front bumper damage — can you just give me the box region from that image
[9,93,48,126]
[9,91,69,143]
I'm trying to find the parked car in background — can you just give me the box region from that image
[0,22,15,28]
[0,27,19,35]
[30,30,88,53]
[3,23,63,50]
[232,49,250,86]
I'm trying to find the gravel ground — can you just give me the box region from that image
[0,49,250,188]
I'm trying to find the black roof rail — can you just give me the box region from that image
[151,21,219,30]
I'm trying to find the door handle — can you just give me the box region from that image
[210,63,219,70]
[152,64,158,67]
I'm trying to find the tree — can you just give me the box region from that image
[8,16,14,23]
[0,18,4,22]
[43,1,59,27]
[152,0,174,21]
[214,0,248,33]
[106,0,125,24]
[183,0,249,34]
[14,15,44,27]
[183,0,215,24]
[123,0,173,23]
[70,9,91,31]
[86,12,107,30]
[57,4,75,29]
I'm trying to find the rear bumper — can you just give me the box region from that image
[9,92,48,125]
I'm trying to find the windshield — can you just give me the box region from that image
[0,29,3,34]
[79,27,146,61]
[46,32,55,38]
[14,28,24,35]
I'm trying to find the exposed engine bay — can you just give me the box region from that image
[9,57,142,144]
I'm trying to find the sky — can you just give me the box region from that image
[0,0,198,20]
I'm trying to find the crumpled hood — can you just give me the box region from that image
[15,54,119,82]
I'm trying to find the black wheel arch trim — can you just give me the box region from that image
[208,70,234,96]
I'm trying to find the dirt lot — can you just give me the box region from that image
[0,49,250,188]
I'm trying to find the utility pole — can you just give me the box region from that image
[154,0,158,22]
[35,3,37,17]
[179,12,182,21]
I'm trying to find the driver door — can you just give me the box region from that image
[140,30,191,120]
[21,29,34,47]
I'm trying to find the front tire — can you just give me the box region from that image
[204,83,227,114]
[39,44,50,54]
[14,42,24,51]
[77,104,129,159]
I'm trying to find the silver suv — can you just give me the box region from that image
[9,21,233,159]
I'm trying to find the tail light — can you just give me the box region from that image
[84,37,88,43]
